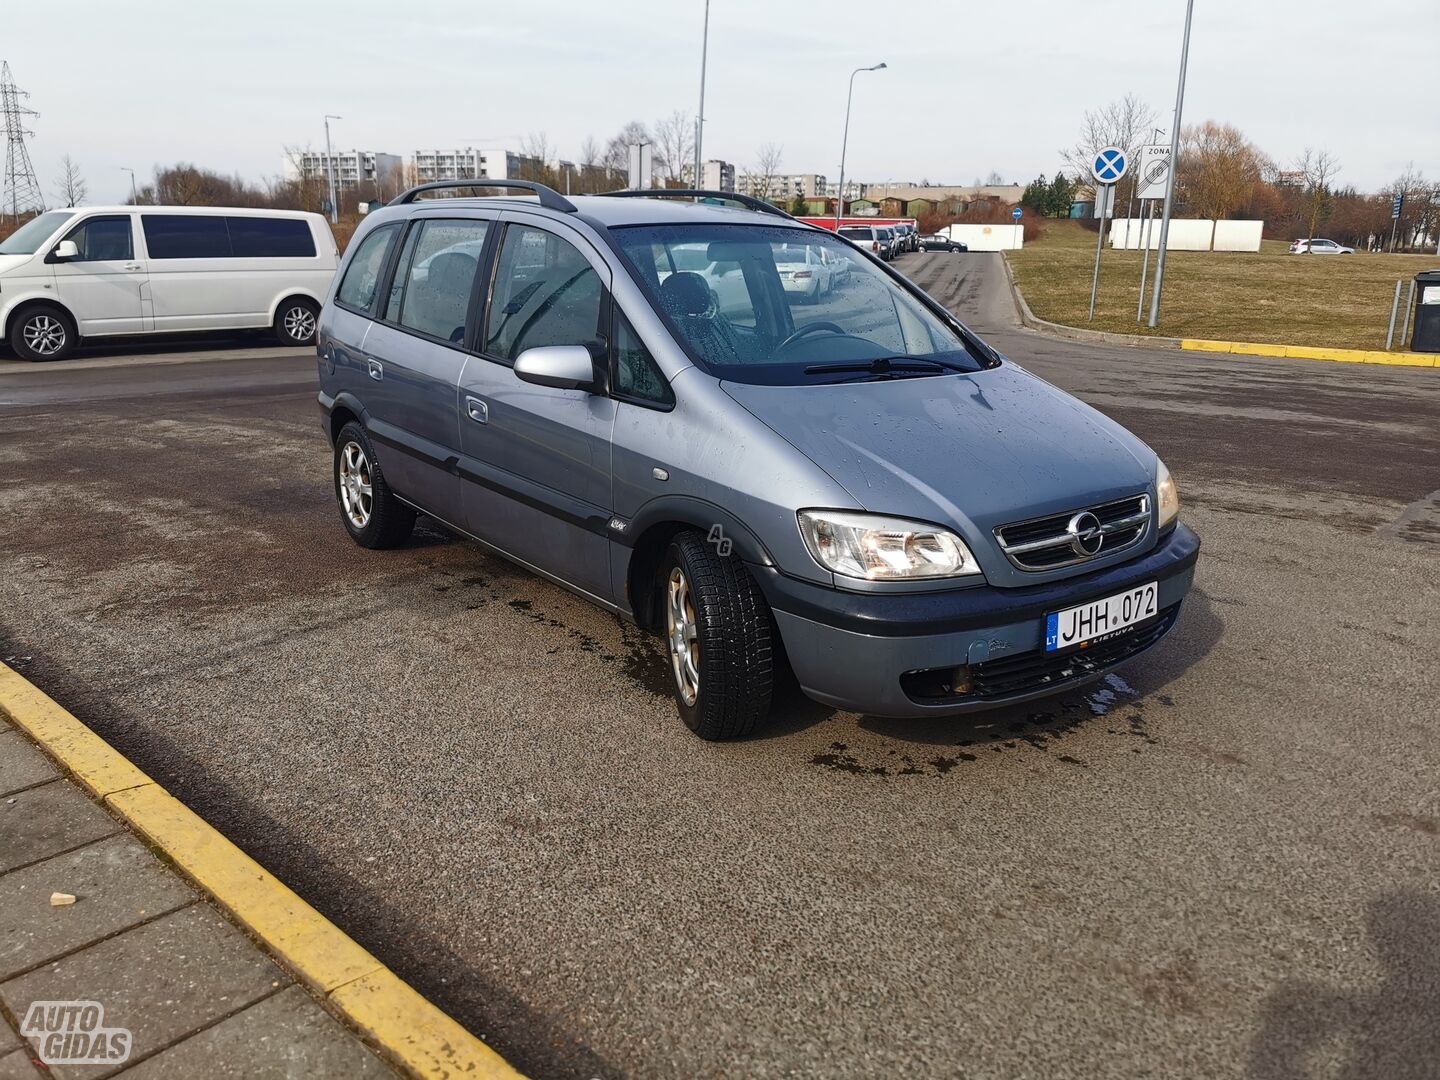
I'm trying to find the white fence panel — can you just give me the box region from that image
[944,223,1023,251]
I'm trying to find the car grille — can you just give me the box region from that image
[899,604,1180,704]
[994,495,1151,571]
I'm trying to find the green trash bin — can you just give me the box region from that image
[1412,269,1440,353]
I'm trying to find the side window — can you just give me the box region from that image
[335,224,398,312]
[390,219,490,344]
[63,216,133,262]
[226,217,315,257]
[613,310,673,407]
[141,215,230,259]
[484,225,603,362]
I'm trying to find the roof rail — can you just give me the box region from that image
[595,189,797,220]
[389,179,577,213]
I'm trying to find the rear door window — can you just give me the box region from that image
[388,219,490,345]
[484,225,603,361]
[141,215,231,259]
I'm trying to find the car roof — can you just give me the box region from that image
[57,205,321,219]
[374,193,816,233]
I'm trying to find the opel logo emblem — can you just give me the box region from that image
[1065,511,1104,557]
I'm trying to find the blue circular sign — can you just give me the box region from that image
[1092,146,1128,185]
[1012,207,1023,220]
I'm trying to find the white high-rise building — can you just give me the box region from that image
[410,148,542,183]
[681,159,736,193]
[282,150,402,194]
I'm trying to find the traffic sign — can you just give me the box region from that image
[1011,207,1022,220]
[1136,144,1172,200]
[1091,146,1128,185]
[1392,192,1404,220]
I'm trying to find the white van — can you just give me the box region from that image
[0,205,338,361]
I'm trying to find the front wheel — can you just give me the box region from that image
[662,532,775,740]
[10,305,76,362]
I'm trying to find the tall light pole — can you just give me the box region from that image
[834,62,886,230]
[323,114,342,224]
[1147,0,1194,329]
[120,167,138,205]
[693,0,711,190]
[558,160,575,195]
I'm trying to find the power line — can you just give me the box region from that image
[0,60,44,221]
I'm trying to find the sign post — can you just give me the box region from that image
[1390,192,1404,253]
[1134,142,1169,321]
[1148,0,1196,328]
[1088,145,1127,322]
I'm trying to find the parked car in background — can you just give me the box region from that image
[876,227,898,260]
[837,224,885,260]
[318,181,1198,740]
[818,245,850,285]
[898,223,920,252]
[773,244,832,303]
[1289,238,1353,255]
[0,206,337,361]
[922,234,967,253]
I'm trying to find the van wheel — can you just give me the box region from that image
[661,531,775,740]
[9,305,76,362]
[275,298,319,347]
[334,421,415,549]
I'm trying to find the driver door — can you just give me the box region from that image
[52,214,149,335]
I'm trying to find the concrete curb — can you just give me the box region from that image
[0,661,526,1080]
[1000,254,1436,368]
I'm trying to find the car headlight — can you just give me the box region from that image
[1156,459,1180,531]
[797,510,981,580]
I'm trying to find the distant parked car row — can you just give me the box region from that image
[834,223,921,262]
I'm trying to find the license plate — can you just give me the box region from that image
[1045,582,1158,652]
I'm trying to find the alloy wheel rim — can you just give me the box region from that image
[666,567,700,707]
[338,441,373,529]
[283,306,316,341]
[22,315,65,356]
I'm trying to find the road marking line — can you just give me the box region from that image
[0,662,526,1080]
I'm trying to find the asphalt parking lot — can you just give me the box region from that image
[2,252,1438,1079]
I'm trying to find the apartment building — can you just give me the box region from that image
[680,159,736,192]
[410,148,542,183]
[282,149,402,193]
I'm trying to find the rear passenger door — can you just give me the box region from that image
[457,214,615,601]
[358,214,495,525]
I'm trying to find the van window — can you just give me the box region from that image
[227,217,315,258]
[391,219,489,344]
[63,216,133,262]
[142,215,230,259]
[484,225,603,361]
[613,310,672,407]
[335,224,398,312]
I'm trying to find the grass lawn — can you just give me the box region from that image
[1006,220,1435,351]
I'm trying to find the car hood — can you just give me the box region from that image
[721,363,1157,584]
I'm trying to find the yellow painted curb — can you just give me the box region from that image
[0,662,526,1080]
[1180,339,1437,368]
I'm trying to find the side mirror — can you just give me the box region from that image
[51,240,79,261]
[513,345,598,392]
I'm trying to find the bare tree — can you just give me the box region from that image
[984,170,1004,186]
[1062,93,1159,204]
[281,145,323,213]
[1178,121,1264,231]
[653,110,694,186]
[519,132,558,186]
[603,121,651,183]
[743,142,784,201]
[53,155,87,207]
[1295,148,1341,241]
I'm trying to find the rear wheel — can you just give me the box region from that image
[333,421,415,549]
[275,298,319,347]
[662,532,775,740]
[9,305,76,362]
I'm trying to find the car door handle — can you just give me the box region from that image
[123,263,143,272]
[465,396,488,424]
[367,359,383,381]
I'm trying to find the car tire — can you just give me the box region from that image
[333,421,416,549]
[9,304,77,362]
[661,531,775,740]
[275,297,320,347]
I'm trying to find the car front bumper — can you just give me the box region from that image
[755,523,1200,717]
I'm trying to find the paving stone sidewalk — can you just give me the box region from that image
[0,718,395,1079]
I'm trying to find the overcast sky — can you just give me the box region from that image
[8,0,1438,205]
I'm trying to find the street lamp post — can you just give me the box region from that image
[121,167,138,205]
[1147,0,1195,328]
[323,114,342,224]
[834,62,886,230]
[693,0,711,191]
[558,160,575,195]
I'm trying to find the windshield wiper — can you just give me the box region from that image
[802,356,971,378]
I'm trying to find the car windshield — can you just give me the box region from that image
[0,211,75,255]
[611,222,985,386]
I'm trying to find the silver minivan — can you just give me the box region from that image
[317,183,1198,739]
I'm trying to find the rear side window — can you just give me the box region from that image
[141,215,230,259]
[64,216,133,261]
[484,225,603,361]
[227,217,315,257]
[390,219,490,344]
[335,224,398,312]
